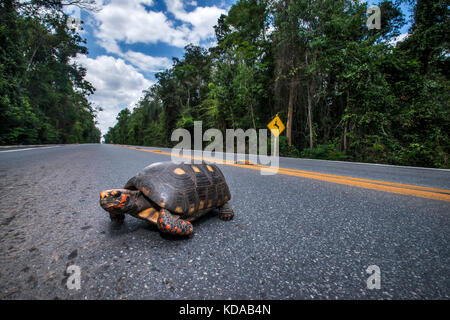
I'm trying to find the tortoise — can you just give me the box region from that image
[99,161,234,236]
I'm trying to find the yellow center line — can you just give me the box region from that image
[253,164,450,195]
[115,145,450,202]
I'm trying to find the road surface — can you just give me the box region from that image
[0,144,449,299]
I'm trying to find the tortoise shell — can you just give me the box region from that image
[124,162,231,218]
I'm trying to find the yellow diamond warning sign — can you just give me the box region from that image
[267,115,285,137]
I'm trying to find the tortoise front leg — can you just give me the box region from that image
[218,202,234,221]
[157,209,194,236]
[109,212,125,223]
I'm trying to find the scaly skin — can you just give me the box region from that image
[100,189,152,222]
[218,203,234,221]
[157,209,194,236]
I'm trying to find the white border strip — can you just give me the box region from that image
[0,146,60,153]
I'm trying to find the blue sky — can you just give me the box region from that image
[67,0,235,135]
[68,0,412,136]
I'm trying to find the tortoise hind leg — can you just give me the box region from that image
[157,209,194,236]
[218,202,234,221]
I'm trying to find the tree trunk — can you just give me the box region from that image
[249,102,256,130]
[343,119,349,152]
[343,90,350,152]
[287,78,295,146]
[18,38,41,87]
[186,87,190,110]
[305,50,314,149]
[307,83,313,148]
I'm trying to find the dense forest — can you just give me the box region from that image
[0,0,101,145]
[104,0,449,168]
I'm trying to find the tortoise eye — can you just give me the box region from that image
[114,191,122,198]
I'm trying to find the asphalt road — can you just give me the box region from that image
[0,144,449,299]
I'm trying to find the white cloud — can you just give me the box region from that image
[74,1,229,136]
[93,0,186,51]
[92,0,226,53]
[389,33,409,46]
[123,50,172,72]
[165,0,226,44]
[75,54,153,135]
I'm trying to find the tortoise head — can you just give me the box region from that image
[99,189,133,213]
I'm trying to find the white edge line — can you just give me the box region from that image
[0,146,60,153]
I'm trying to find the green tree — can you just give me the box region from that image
[104,0,448,168]
[0,0,100,145]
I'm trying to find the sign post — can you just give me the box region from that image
[267,115,285,158]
